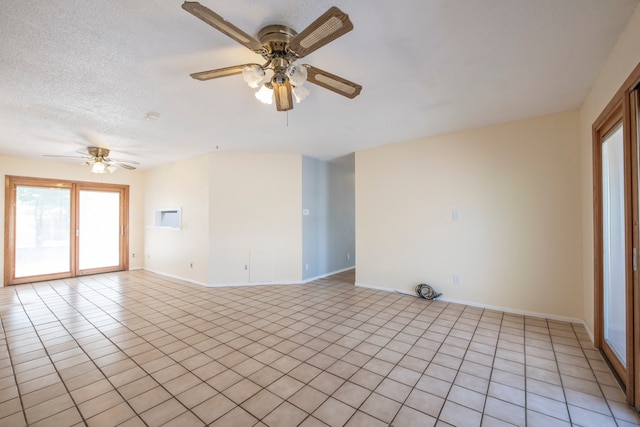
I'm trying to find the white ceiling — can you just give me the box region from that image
[0,0,638,170]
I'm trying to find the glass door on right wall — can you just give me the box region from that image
[593,67,640,409]
[600,122,628,380]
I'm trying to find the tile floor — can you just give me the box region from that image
[0,269,638,426]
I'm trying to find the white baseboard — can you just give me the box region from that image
[142,268,208,287]
[355,282,585,325]
[143,267,355,288]
[202,265,355,287]
[356,282,415,295]
[581,321,595,343]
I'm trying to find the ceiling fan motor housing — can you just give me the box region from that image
[258,25,297,55]
[88,147,110,158]
[258,25,300,86]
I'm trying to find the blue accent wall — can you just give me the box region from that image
[301,154,355,280]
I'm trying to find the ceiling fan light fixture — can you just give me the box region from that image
[242,65,265,88]
[91,160,106,174]
[107,164,118,173]
[255,84,274,104]
[292,85,310,103]
[286,64,307,87]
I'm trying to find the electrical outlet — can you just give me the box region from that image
[453,275,462,285]
[305,263,309,271]
[244,264,248,270]
[189,262,193,268]
[346,252,350,260]
[132,253,136,258]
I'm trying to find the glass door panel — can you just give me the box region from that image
[78,190,121,271]
[593,64,640,407]
[15,186,71,278]
[602,123,627,367]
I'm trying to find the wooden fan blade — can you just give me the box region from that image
[190,64,257,81]
[109,162,136,171]
[288,7,353,59]
[182,2,263,52]
[273,80,293,112]
[44,154,89,159]
[305,65,362,99]
[105,158,140,165]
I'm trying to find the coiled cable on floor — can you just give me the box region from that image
[416,283,442,300]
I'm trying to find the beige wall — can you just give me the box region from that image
[142,152,302,285]
[579,4,640,333]
[208,153,302,285]
[0,155,145,285]
[143,153,210,284]
[356,110,583,320]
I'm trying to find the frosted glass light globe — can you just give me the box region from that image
[255,85,274,104]
[286,64,307,87]
[242,65,265,88]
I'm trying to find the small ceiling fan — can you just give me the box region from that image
[182,1,362,111]
[45,147,140,173]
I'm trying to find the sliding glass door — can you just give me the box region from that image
[593,65,640,409]
[4,177,129,285]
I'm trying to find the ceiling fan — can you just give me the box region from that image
[45,147,140,174]
[182,1,362,111]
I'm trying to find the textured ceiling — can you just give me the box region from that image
[0,0,638,170]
